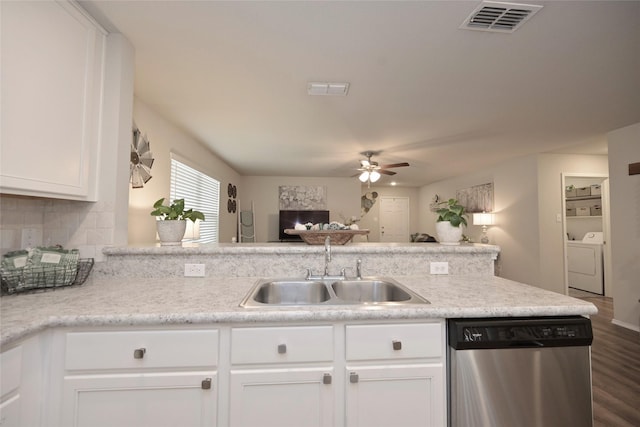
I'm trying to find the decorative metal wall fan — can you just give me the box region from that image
[355,150,409,187]
[130,127,154,188]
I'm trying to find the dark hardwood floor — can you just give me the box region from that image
[573,293,640,427]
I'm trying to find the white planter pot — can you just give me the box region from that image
[435,221,464,245]
[156,220,187,246]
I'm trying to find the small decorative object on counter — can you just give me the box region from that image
[284,228,369,245]
[1,247,94,295]
[435,198,468,245]
[150,198,205,246]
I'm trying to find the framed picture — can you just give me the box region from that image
[456,183,494,213]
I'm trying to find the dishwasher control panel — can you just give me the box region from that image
[449,316,593,349]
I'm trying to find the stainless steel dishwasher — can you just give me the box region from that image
[448,316,593,427]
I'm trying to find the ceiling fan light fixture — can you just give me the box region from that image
[359,171,370,182]
[369,171,381,182]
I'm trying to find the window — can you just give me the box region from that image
[170,156,219,243]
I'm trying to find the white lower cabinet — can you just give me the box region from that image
[0,346,22,427]
[0,335,44,427]
[60,329,219,427]
[344,323,446,427]
[228,325,335,427]
[229,368,334,427]
[11,320,445,427]
[226,321,445,427]
[345,364,444,427]
[62,372,217,427]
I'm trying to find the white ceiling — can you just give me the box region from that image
[82,0,640,187]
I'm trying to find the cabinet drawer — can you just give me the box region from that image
[65,330,219,370]
[0,346,22,397]
[231,326,333,364]
[346,323,442,361]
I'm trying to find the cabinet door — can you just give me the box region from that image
[345,364,444,427]
[0,0,104,200]
[0,395,21,427]
[62,372,217,427]
[229,368,334,427]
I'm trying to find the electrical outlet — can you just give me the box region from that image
[430,262,449,275]
[184,263,205,277]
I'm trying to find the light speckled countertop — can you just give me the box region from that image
[102,242,501,256]
[0,274,596,347]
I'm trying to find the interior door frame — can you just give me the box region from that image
[561,173,611,296]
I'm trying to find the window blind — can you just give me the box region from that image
[170,158,220,243]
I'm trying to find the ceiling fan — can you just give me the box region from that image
[355,150,410,187]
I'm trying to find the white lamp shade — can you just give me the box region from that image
[185,219,201,240]
[473,213,495,226]
[359,171,370,182]
[369,171,381,182]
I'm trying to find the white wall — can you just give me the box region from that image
[129,99,241,244]
[241,176,361,242]
[417,153,609,294]
[607,122,640,331]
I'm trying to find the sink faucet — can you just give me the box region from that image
[356,259,362,279]
[324,236,331,276]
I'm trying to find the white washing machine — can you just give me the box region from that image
[567,232,604,294]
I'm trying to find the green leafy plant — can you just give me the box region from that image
[150,198,205,222]
[436,198,467,227]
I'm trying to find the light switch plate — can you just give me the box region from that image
[430,262,449,275]
[184,263,205,277]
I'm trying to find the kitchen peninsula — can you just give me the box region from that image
[0,243,597,427]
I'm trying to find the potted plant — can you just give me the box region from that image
[151,198,205,245]
[435,198,467,245]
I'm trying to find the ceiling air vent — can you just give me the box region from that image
[461,1,542,33]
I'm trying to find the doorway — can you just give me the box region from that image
[379,197,410,242]
[561,173,612,296]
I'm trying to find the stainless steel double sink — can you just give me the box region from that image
[240,277,430,307]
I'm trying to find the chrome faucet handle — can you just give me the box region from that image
[356,259,362,279]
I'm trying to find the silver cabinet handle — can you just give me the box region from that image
[201,378,212,390]
[277,344,287,354]
[392,340,402,351]
[133,348,146,359]
[323,373,332,385]
[350,372,359,383]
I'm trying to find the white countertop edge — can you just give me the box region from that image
[103,242,501,256]
[1,304,597,348]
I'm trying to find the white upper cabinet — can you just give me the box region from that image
[1,0,106,201]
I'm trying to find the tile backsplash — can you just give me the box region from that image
[0,195,114,261]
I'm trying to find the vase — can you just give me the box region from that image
[435,221,463,245]
[156,220,187,246]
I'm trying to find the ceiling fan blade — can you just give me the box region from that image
[380,170,397,176]
[381,162,410,168]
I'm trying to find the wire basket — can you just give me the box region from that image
[1,258,94,295]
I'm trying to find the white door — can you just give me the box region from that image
[345,364,444,427]
[379,197,410,242]
[229,368,334,427]
[62,372,217,427]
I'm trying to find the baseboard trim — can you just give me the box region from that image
[611,318,640,333]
